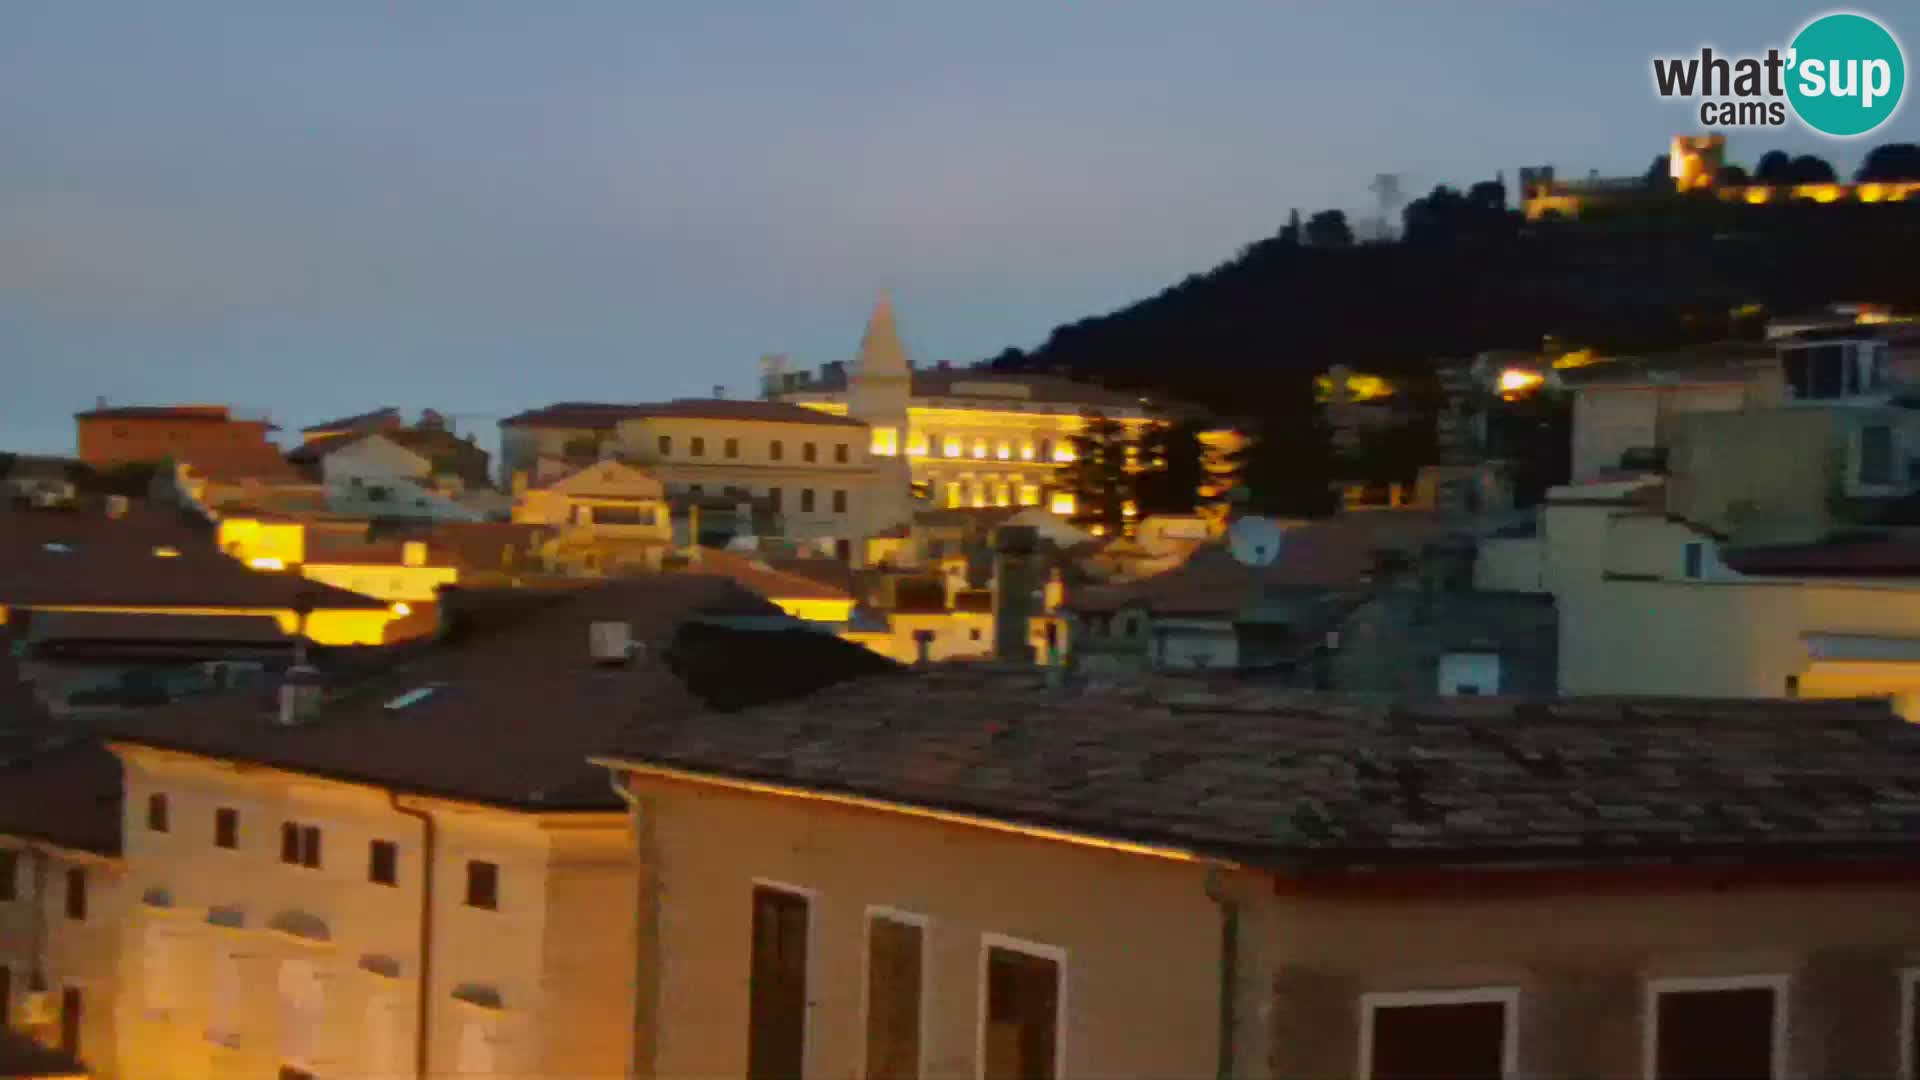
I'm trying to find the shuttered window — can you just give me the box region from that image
[982,942,1060,1080]
[1651,983,1779,1080]
[864,915,923,1080]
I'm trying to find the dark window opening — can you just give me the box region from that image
[0,850,17,901]
[1653,985,1777,1080]
[147,793,169,832]
[771,440,784,461]
[801,489,815,513]
[465,861,499,910]
[833,490,848,513]
[1367,998,1507,1080]
[369,840,398,887]
[748,886,809,1080]
[691,436,706,458]
[65,868,86,921]
[984,945,1059,1080]
[864,917,922,1080]
[281,822,321,868]
[726,438,740,459]
[658,435,672,455]
[60,987,81,1057]
[803,442,818,463]
[835,444,849,463]
[1860,425,1895,486]
[214,807,239,849]
[1683,542,1704,580]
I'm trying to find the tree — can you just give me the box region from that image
[1788,154,1837,184]
[1304,209,1354,247]
[1754,150,1794,183]
[1715,164,1750,186]
[1278,208,1303,246]
[1060,411,1130,534]
[1644,155,1673,191]
[1131,419,1208,517]
[1232,378,1337,518]
[1856,143,1920,181]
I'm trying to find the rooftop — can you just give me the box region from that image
[0,739,123,857]
[605,670,1920,871]
[75,404,271,426]
[101,577,889,811]
[502,399,869,431]
[299,407,402,434]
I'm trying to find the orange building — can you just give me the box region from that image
[73,405,280,471]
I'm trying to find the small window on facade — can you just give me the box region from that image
[749,886,809,1080]
[1683,541,1704,580]
[215,807,239,849]
[769,488,783,511]
[801,489,815,513]
[1650,980,1781,1080]
[983,941,1060,1080]
[465,861,499,910]
[726,437,740,459]
[658,435,672,456]
[771,440,784,461]
[691,436,706,458]
[833,490,848,513]
[369,841,398,887]
[803,442,818,463]
[970,628,983,641]
[835,443,849,463]
[301,825,321,868]
[148,793,170,832]
[864,914,924,1080]
[1860,425,1895,486]
[0,849,16,901]
[689,484,704,497]
[1364,992,1511,1080]
[281,822,321,868]
[60,987,81,1057]
[65,867,86,921]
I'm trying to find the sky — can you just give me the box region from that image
[2,3,1915,455]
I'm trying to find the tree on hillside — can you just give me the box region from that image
[1716,163,1750,186]
[1305,210,1354,247]
[1755,150,1794,184]
[1060,411,1130,534]
[1644,155,1673,190]
[1131,419,1209,517]
[1789,154,1838,184]
[1233,378,1337,518]
[1857,143,1920,181]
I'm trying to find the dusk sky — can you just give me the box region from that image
[3,3,1914,455]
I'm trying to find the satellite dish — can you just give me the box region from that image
[1227,517,1284,567]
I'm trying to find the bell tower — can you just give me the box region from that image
[846,292,915,539]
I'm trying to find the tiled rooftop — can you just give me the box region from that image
[502,399,868,430]
[606,669,1920,870]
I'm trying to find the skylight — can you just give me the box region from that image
[384,685,442,711]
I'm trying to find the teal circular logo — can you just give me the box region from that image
[1787,13,1905,136]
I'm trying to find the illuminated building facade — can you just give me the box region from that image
[762,296,1241,521]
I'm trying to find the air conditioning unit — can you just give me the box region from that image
[18,991,59,1026]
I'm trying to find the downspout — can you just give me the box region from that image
[1205,866,1240,1080]
[389,794,436,1080]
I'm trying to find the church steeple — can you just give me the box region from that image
[854,290,912,379]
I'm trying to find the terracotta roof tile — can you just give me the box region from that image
[607,671,1920,870]
[502,399,867,430]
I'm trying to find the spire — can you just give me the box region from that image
[854,290,912,378]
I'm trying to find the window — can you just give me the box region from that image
[726,437,740,459]
[836,443,850,463]
[833,490,849,513]
[60,987,82,1058]
[871,427,900,457]
[65,867,86,920]
[768,487,784,511]
[369,840,398,886]
[691,436,706,458]
[864,911,925,1080]
[215,807,239,849]
[1647,976,1784,1080]
[281,822,321,868]
[1361,988,1515,1080]
[749,885,810,1080]
[658,435,672,456]
[465,861,499,910]
[771,440,784,461]
[803,442,818,463]
[689,484,704,497]
[1683,541,1704,580]
[982,938,1062,1080]
[801,489,816,513]
[1438,653,1501,697]
[0,849,16,901]
[590,503,650,526]
[1860,425,1896,486]
[1039,438,1053,463]
[972,438,989,459]
[147,792,170,832]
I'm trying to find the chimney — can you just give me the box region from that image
[276,663,323,726]
[913,629,934,666]
[590,621,634,665]
[713,385,726,400]
[990,525,1042,664]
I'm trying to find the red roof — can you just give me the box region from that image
[76,404,277,430]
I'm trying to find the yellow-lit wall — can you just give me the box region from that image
[300,563,459,605]
[0,840,125,1077]
[108,748,635,1080]
[215,519,306,566]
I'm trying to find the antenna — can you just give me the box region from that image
[1227,517,1284,567]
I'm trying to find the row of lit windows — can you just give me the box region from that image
[657,435,851,465]
[145,794,499,910]
[904,434,1075,464]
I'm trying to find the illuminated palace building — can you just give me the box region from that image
[1522,134,1920,221]
[764,295,1236,516]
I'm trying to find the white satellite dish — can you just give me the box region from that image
[1227,517,1284,567]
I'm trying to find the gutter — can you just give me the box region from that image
[388,793,436,1080]
[1204,866,1240,1080]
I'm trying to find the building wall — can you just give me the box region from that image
[1570,383,1751,483]
[108,748,633,1080]
[299,562,459,605]
[1264,881,1920,1080]
[618,772,1227,1080]
[76,418,277,471]
[1473,535,1544,593]
[0,842,125,1077]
